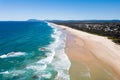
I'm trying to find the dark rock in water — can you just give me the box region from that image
[12,76,20,79]
[32,75,39,79]
[39,48,46,51]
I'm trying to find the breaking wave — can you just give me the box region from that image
[0,52,26,58]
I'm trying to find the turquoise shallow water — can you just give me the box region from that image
[0,21,71,80]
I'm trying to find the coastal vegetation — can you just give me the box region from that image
[50,20,120,44]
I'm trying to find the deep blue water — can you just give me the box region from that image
[0,21,70,80]
[0,21,53,55]
[0,21,54,79]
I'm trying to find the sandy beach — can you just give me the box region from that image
[50,23,120,80]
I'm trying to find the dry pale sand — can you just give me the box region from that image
[49,23,120,80]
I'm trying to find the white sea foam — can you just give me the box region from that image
[37,54,54,64]
[40,72,52,79]
[48,23,71,80]
[0,71,9,74]
[0,70,25,77]
[0,52,26,58]
[35,72,52,79]
[10,70,25,76]
[26,64,47,71]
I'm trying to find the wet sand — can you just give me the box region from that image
[49,23,120,80]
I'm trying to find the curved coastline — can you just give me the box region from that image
[47,23,71,80]
[49,22,120,80]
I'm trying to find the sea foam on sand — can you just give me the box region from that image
[48,23,71,80]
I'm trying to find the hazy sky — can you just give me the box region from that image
[0,0,120,20]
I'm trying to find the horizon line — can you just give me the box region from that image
[0,19,120,21]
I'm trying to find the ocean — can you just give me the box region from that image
[0,21,71,80]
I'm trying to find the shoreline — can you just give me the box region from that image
[48,23,71,80]
[49,23,120,80]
